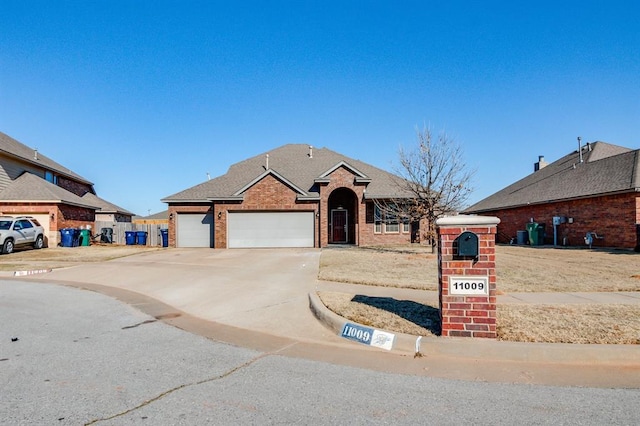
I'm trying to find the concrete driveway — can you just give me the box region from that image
[26,248,344,345]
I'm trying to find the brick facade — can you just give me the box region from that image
[0,202,95,247]
[57,176,94,197]
[437,216,499,338]
[481,192,639,249]
[169,166,415,248]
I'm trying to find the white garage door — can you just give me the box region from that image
[228,212,314,248]
[177,213,214,247]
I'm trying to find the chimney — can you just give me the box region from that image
[308,145,313,159]
[534,155,548,172]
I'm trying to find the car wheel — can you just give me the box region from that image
[3,239,14,254]
[34,235,44,249]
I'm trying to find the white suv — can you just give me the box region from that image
[0,216,46,254]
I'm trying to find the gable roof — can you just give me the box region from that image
[134,210,169,220]
[162,144,411,203]
[465,141,640,213]
[81,192,135,216]
[0,131,93,185]
[0,172,99,209]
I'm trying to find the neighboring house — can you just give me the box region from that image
[82,192,134,223]
[464,141,640,250]
[0,131,129,247]
[162,144,421,248]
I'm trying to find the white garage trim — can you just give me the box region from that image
[228,211,314,248]
[177,212,213,247]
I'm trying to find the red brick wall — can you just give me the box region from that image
[57,176,94,197]
[58,205,96,229]
[319,167,363,247]
[0,202,95,247]
[318,166,412,247]
[479,193,639,249]
[438,219,498,338]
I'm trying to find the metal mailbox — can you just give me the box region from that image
[455,231,479,257]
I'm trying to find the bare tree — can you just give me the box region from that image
[375,125,474,250]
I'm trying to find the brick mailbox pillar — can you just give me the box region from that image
[436,215,500,338]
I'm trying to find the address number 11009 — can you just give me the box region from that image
[449,276,489,295]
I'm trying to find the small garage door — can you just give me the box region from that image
[177,213,213,247]
[228,212,314,248]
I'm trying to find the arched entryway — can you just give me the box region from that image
[327,187,357,244]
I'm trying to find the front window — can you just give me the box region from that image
[373,204,400,233]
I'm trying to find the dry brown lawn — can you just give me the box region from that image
[0,245,160,271]
[318,245,640,344]
[319,244,640,293]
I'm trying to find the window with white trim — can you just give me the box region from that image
[374,205,382,233]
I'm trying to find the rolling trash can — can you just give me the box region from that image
[125,231,136,245]
[160,229,168,247]
[59,228,75,247]
[136,231,148,245]
[100,228,113,244]
[79,229,91,246]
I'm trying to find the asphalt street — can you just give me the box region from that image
[2,279,639,425]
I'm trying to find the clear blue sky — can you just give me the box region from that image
[1,1,638,216]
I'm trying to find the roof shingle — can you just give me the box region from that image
[0,172,99,209]
[0,131,93,185]
[162,144,410,202]
[465,141,640,213]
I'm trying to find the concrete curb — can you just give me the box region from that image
[308,291,640,366]
[309,291,436,355]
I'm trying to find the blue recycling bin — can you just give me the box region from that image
[160,229,168,247]
[125,231,136,245]
[60,228,75,247]
[136,231,148,245]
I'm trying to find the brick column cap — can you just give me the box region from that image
[436,215,500,227]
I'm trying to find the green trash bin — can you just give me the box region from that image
[79,229,91,246]
[526,222,539,245]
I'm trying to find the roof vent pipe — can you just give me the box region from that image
[577,136,583,163]
[309,145,313,159]
[266,154,269,170]
[34,148,38,160]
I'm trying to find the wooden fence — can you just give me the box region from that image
[94,221,168,246]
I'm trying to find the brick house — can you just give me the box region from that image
[464,141,640,250]
[0,131,132,247]
[162,144,422,248]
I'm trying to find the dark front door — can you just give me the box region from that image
[331,210,348,243]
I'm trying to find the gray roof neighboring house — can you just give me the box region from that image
[465,141,640,213]
[133,210,169,221]
[162,144,411,203]
[0,172,99,209]
[82,192,135,216]
[0,131,94,186]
